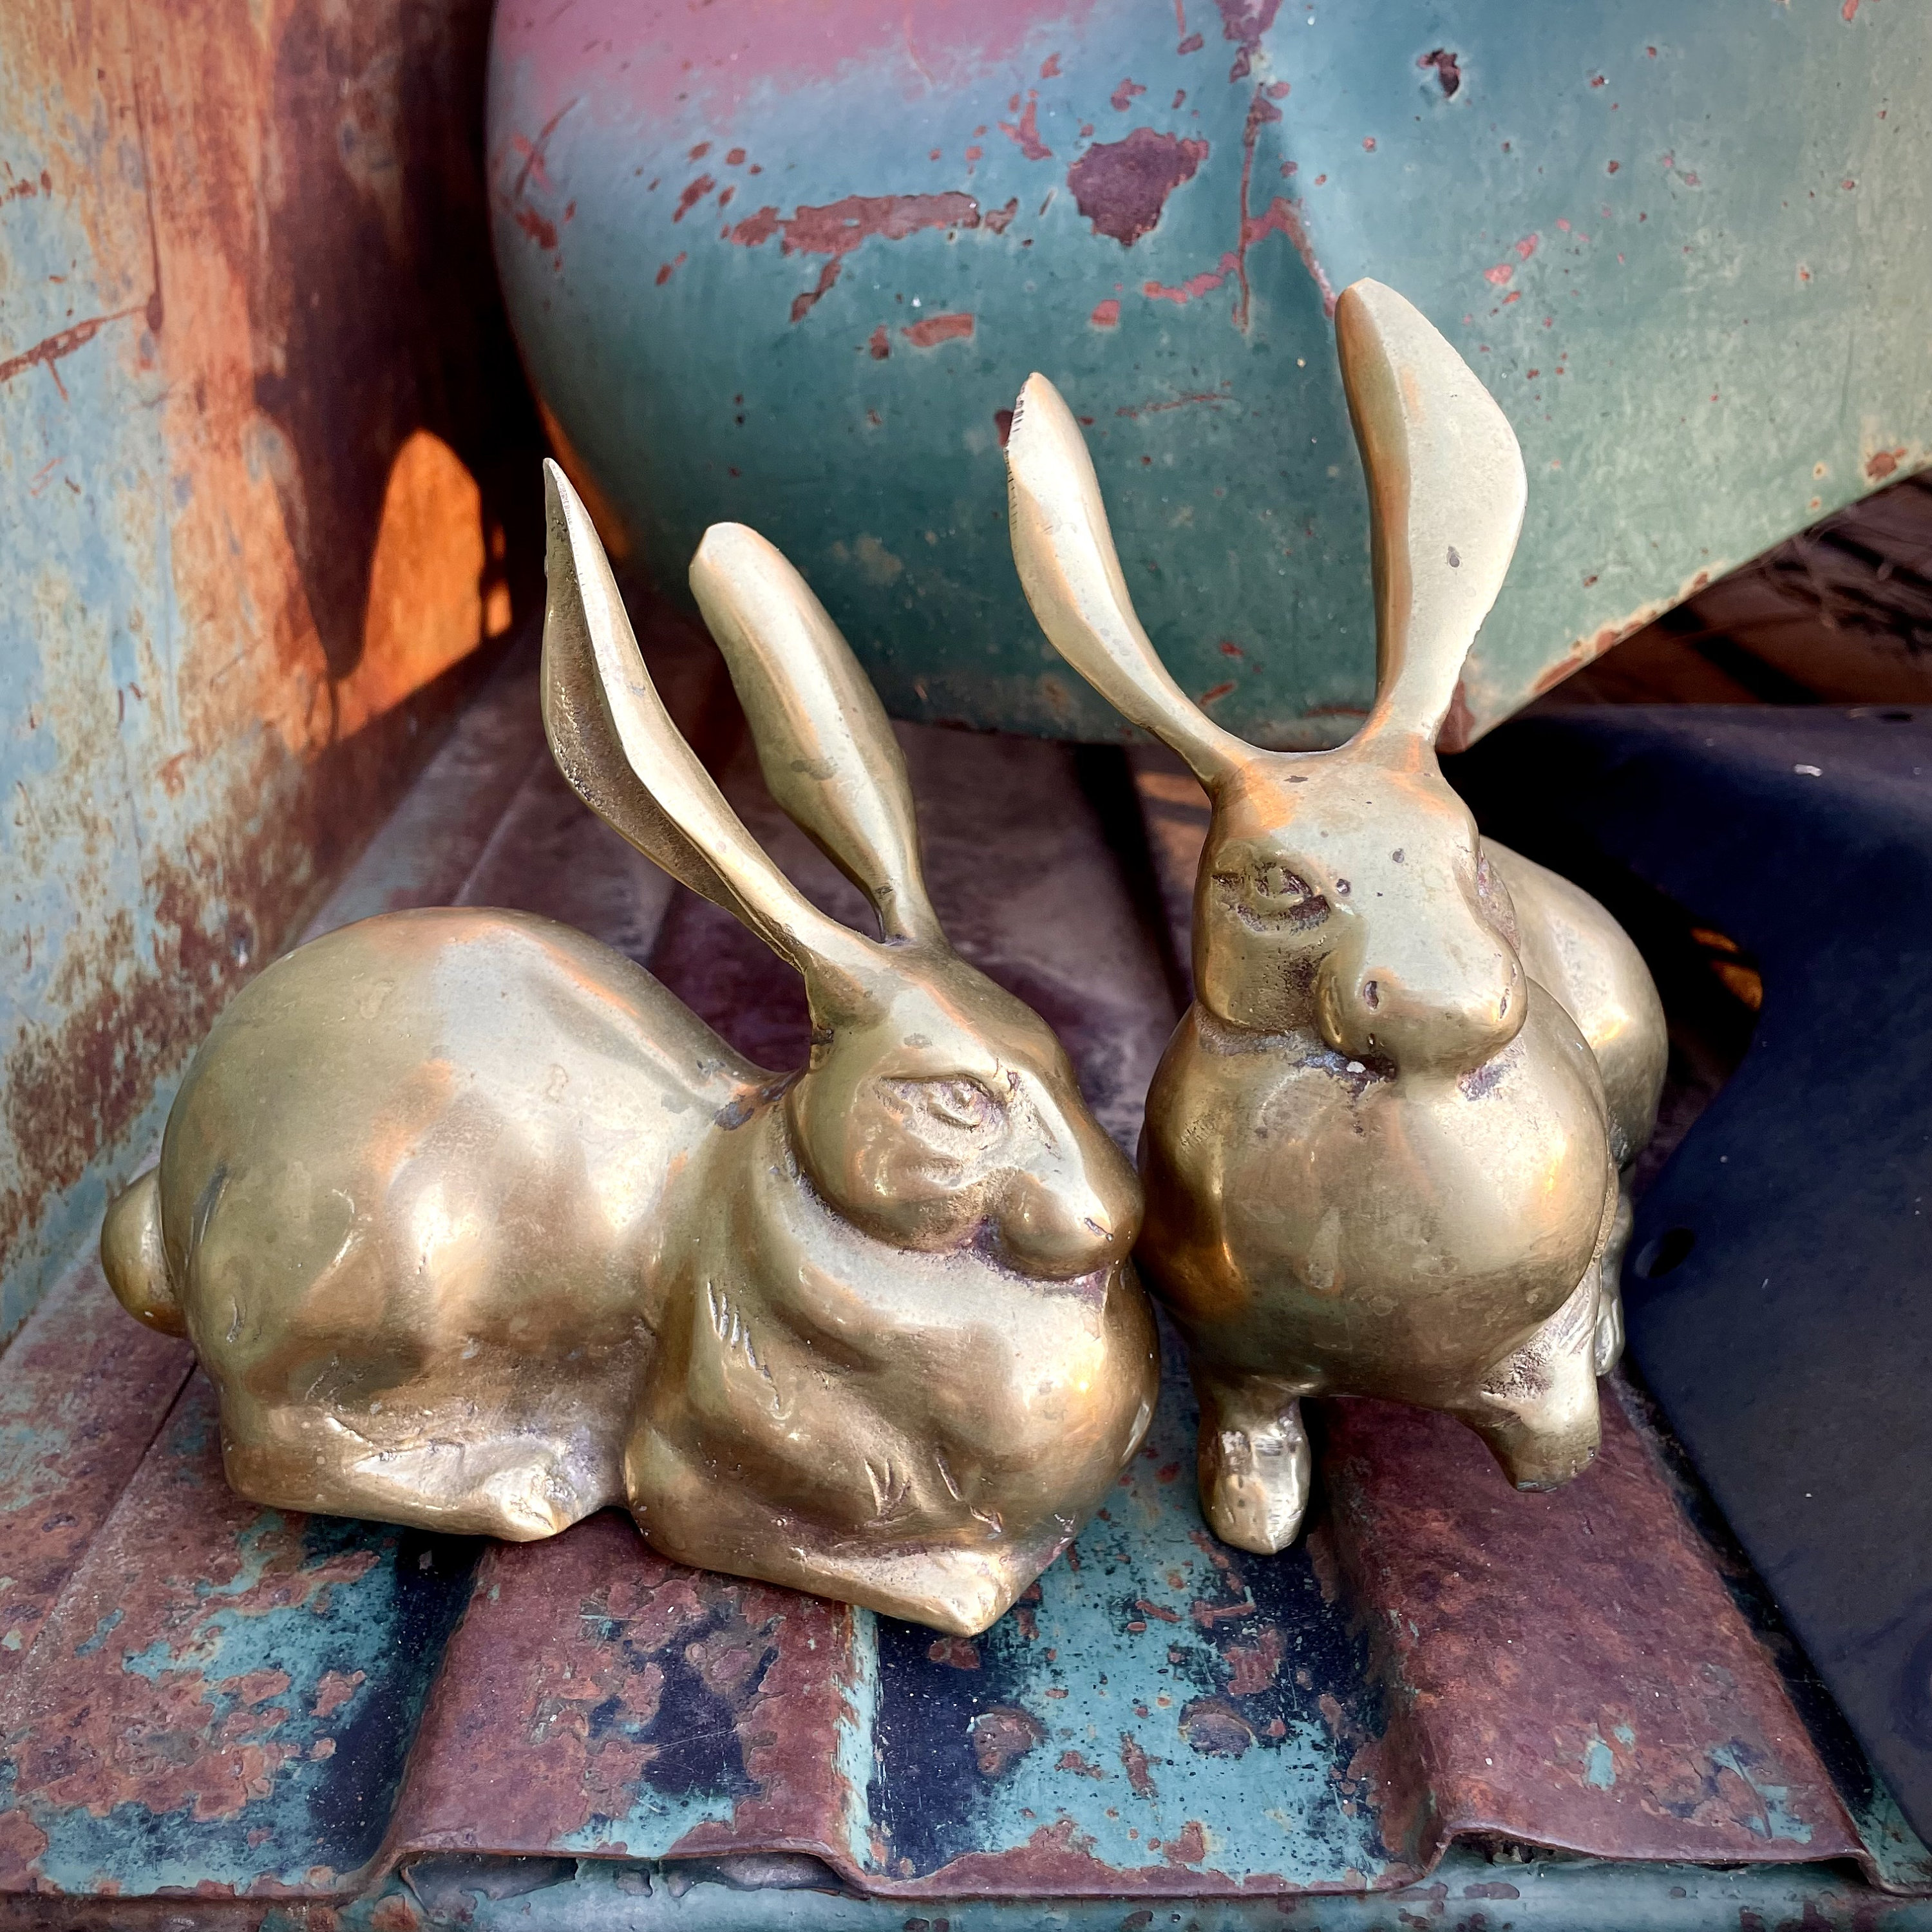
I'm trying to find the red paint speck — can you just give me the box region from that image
[1313,173,1326,185]
[1041,51,1061,77]
[1173,88,1187,108]
[1515,232,1539,258]
[965,144,983,163]
[1219,639,1244,657]
[654,252,686,285]
[1362,136,1376,151]
[1589,73,1605,88]
[1502,290,1520,304]
[1607,160,1620,173]
[674,175,716,221]
[1112,77,1147,110]
[1557,217,1571,231]
[1483,263,1513,285]
[726,147,747,166]
[690,141,712,159]
[1091,296,1121,327]
[867,324,891,359]
[1842,0,1859,17]
[1200,681,1236,704]
[1842,177,1857,190]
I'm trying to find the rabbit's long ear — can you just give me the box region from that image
[1007,374,1251,790]
[542,463,874,990]
[689,524,940,946]
[1336,279,1527,752]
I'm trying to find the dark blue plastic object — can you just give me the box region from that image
[1450,704,1932,1846]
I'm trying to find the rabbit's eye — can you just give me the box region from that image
[1222,860,1330,932]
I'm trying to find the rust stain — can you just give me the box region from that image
[1213,0,1283,81]
[969,1705,1044,1776]
[902,310,974,348]
[1417,48,1462,97]
[1116,390,1229,418]
[1090,296,1121,326]
[1066,128,1209,246]
[983,195,1019,234]
[728,190,983,321]
[999,90,1052,160]
[1118,1732,1159,1797]
[1110,77,1147,111]
[867,323,891,358]
[1867,446,1906,480]
[0,304,146,395]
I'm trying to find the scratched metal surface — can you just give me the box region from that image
[3,647,1924,1922]
[488,0,1931,751]
[0,0,542,1352]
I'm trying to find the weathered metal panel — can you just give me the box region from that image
[488,0,1932,749]
[0,1373,479,1898]
[0,0,540,1347]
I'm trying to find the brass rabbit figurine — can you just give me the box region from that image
[100,464,1157,1636]
[1005,280,1665,1553]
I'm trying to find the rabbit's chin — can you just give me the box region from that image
[1141,993,1613,1399]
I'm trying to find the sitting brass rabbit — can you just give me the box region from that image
[1005,279,1664,1553]
[100,464,1157,1635]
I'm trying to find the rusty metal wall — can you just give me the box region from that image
[0,0,543,1343]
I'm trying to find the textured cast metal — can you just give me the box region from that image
[5,668,1918,1918]
[95,475,1158,1637]
[1006,280,1666,1552]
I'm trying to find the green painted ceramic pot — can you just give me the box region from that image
[488,0,1929,744]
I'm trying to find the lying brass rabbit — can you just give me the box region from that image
[100,464,1157,1635]
[1005,280,1664,1553]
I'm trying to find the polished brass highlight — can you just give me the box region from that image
[100,464,1158,1636]
[1005,279,1665,1552]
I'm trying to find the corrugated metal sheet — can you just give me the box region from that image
[3,633,1923,1923]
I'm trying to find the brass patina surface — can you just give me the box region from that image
[1006,279,1665,1553]
[99,465,1157,1636]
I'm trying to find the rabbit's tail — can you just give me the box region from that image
[101,1168,186,1336]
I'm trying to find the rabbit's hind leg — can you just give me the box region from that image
[1593,1180,1634,1376]
[1460,1265,1602,1493]
[1192,1365,1313,1554]
[223,1399,618,1542]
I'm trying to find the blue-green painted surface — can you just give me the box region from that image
[490,0,1930,746]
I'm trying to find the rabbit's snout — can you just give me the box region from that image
[1316,915,1526,1077]
[993,1135,1141,1280]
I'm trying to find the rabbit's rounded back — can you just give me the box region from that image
[146,905,752,1540]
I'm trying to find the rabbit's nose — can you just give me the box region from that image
[998,1149,1141,1281]
[1316,936,1525,1078]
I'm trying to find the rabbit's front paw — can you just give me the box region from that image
[1193,1372,1311,1554]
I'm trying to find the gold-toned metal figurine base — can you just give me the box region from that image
[101,466,1159,1637]
[1006,279,1666,1553]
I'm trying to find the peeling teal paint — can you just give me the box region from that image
[494,0,1932,750]
[1584,1733,1618,1789]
